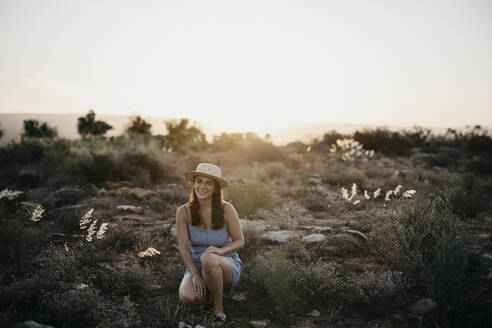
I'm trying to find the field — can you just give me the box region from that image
[1,120,491,327]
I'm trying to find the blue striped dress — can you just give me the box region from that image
[183,203,243,292]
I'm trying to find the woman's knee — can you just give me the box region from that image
[200,253,220,269]
[179,291,204,306]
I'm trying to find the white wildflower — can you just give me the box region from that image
[349,183,357,201]
[373,188,381,199]
[329,145,337,153]
[138,247,161,258]
[341,187,349,200]
[385,190,393,201]
[75,283,88,290]
[80,208,94,230]
[364,190,370,200]
[96,222,108,239]
[64,243,70,253]
[306,146,312,152]
[21,201,45,222]
[403,189,417,198]
[85,219,98,242]
[0,189,23,200]
[353,200,360,205]
[393,185,403,195]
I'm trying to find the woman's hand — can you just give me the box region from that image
[191,272,206,297]
[204,246,224,256]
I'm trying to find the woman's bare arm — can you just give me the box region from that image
[216,202,245,255]
[176,205,200,275]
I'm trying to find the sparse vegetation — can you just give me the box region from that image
[0,119,491,327]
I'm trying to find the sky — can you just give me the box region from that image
[0,0,491,134]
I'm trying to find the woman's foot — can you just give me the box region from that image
[210,313,226,327]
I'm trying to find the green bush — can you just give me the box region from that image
[77,110,113,138]
[353,128,413,156]
[21,119,58,139]
[225,178,273,217]
[445,173,489,218]
[391,195,472,315]
[0,220,48,266]
[264,250,299,320]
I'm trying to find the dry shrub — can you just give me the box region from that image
[224,178,273,217]
[322,165,368,187]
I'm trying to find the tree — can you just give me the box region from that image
[125,115,152,135]
[22,119,57,138]
[163,118,206,151]
[77,110,113,138]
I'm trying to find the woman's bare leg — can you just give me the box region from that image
[179,274,207,306]
[200,253,233,316]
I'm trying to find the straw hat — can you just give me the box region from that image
[185,163,228,188]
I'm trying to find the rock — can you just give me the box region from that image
[194,325,206,328]
[343,229,368,242]
[240,219,268,232]
[481,253,492,261]
[313,226,333,234]
[249,320,269,328]
[178,322,192,328]
[320,234,363,255]
[116,205,144,212]
[232,292,247,302]
[307,309,321,317]
[170,226,177,238]
[308,176,323,184]
[51,232,67,237]
[146,284,163,296]
[410,298,437,314]
[262,230,299,244]
[128,187,154,200]
[298,225,333,234]
[301,234,326,244]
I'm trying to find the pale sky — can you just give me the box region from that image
[1,0,491,134]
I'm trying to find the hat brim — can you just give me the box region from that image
[185,171,228,188]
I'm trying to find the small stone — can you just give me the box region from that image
[301,234,326,244]
[232,292,247,302]
[194,325,206,328]
[481,253,492,261]
[240,219,268,232]
[313,226,333,234]
[51,232,67,237]
[307,309,321,317]
[262,230,298,244]
[344,229,368,242]
[170,226,177,238]
[249,320,269,328]
[410,298,437,314]
[178,322,192,328]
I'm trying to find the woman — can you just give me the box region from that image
[176,163,244,326]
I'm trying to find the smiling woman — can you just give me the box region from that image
[176,163,244,327]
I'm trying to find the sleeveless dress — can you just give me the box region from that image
[183,203,243,293]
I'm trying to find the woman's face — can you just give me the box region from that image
[193,175,216,200]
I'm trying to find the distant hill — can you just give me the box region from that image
[0,112,469,146]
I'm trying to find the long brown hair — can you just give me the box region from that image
[189,178,225,230]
